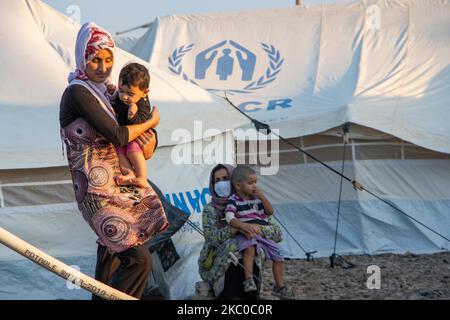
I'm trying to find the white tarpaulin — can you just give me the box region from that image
[133,0,450,153]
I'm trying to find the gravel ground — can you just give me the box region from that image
[259,252,450,300]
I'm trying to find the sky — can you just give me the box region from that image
[42,0,349,35]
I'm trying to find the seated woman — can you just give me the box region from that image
[198,164,282,299]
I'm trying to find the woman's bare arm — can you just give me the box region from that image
[126,106,160,142]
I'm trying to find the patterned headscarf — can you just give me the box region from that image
[208,164,235,227]
[68,22,115,83]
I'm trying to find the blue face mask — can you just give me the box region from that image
[214,180,231,198]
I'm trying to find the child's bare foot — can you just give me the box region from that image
[130,176,149,188]
[115,175,133,186]
[114,168,135,186]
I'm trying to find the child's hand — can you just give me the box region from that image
[128,103,138,119]
[254,186,274,215]
[106,84,116,95]
[253,187,264,199]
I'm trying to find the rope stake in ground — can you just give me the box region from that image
[0,226,137,300]
[330,126,356,269]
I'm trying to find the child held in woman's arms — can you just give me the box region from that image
[109,63,158,188]
[224,165,296,300]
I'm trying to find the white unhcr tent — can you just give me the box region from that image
[120,0,450,275]
[0,0,249,299]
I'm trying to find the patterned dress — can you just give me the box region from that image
[61,117,168,253]
[198,202,282,296]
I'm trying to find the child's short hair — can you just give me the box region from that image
[119,62,150,90]
[231,165,256,186]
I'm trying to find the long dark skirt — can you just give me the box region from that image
[92,244,152,299]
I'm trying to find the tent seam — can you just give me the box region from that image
[311,4,324,97]
[304,4,325,137]
[391,4,411,136]
[352,0,367,101]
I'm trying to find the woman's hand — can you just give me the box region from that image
[250,224,262,235]
[229,226,239,236]
[136,129,157,160]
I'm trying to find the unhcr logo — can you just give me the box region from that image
[168,40,284,93]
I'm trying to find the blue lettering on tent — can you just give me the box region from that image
[238,101,263,112]
[238,98,292,112]
[166,192,190,214]
[165,187,211,214]
[268,98,292,110]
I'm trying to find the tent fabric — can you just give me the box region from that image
[130,0,450,154]
[114,28,150,54]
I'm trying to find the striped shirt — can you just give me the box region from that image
[225,193,268,224]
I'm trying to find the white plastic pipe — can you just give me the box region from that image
[0,226,137,300]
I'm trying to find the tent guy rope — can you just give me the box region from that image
[224,93,450,245]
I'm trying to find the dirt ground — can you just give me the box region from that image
[259,252,450,300]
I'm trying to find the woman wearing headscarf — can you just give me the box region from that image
[59,23,168,299]
[198,164,282,299]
